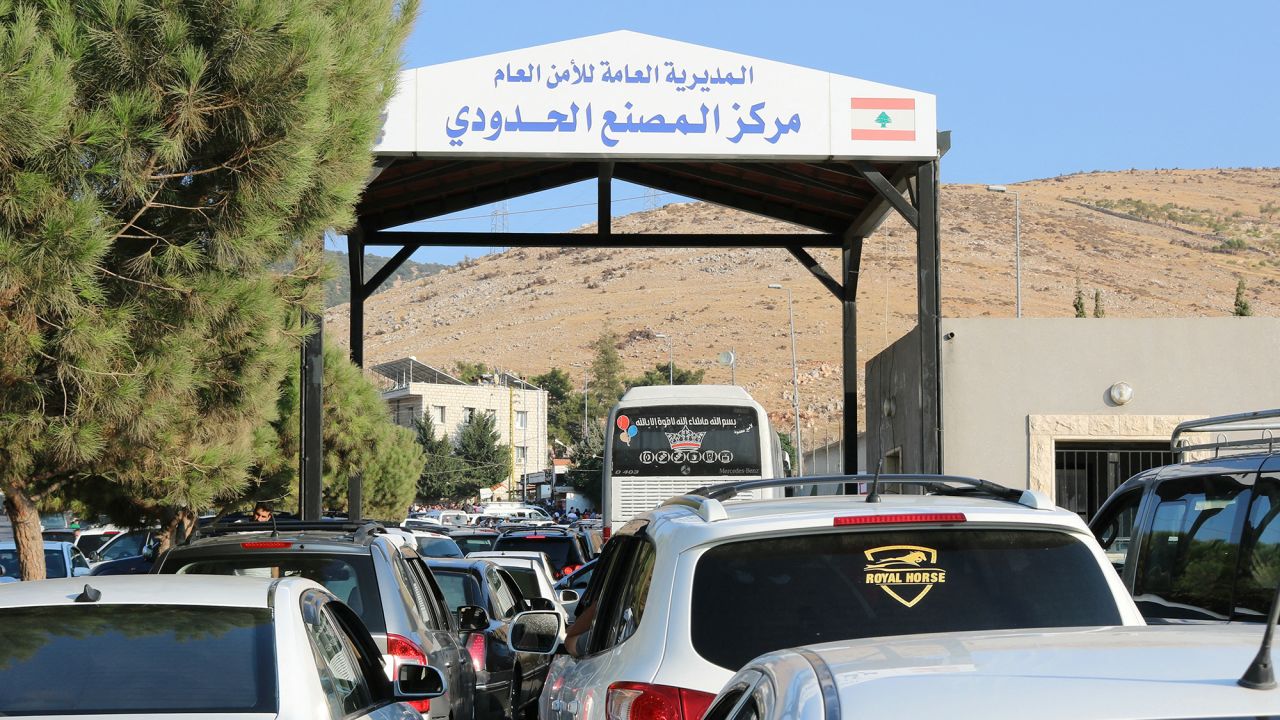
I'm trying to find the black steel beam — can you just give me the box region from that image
[299,316,323,520]
[852,161,919,230]
[347,226,365,368]
[745,164,871,200]
[598,162,613,238]
[915,160,941,473]
[842,164,916,239]
[786,245,843,300]
[362,162,596,231]
[366,231,840,249]
[614,165,848,234]
[656,163,854,218]
[842,235,863,476]
[360,244,418,302]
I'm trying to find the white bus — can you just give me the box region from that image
[602,385,788,535]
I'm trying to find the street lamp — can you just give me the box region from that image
[986,185,1021,318]
[654,333,674,384]
[768,284,803,476]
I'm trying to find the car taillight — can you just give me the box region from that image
[407,698,431,713]
[833,513,967,526]
[606,683,716,720]
[559,564,581,579]
[240,541,292,549]
[603,526,612,541]
[387,634,432,712]
[467,633,486,672]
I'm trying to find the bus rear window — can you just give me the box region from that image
[610,405,761,477]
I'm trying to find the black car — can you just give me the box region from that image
[1090,409,1280,624]
[492,528,590,580]
[449,529,500,555]
[153,520,476,720]
[427,557,554,720]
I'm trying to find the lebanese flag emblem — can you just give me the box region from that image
[851,98,916,141]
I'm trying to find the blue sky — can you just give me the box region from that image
[357,0,1280,264]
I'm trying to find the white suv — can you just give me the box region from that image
[540,475,1144,720]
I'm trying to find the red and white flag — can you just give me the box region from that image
[850,98,916,141]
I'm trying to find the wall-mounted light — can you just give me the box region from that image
[1109,381,1134,406]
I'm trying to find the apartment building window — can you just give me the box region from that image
[463,407,475,422]
[433,405,446,424]
[515,446,527,464]
[485,408,496,419]
[515,411,528,430]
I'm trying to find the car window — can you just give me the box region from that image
[1236,472,1280,619]
[395,553,440,628]
[488,567,518,618]
[505,566,542,600]
[691,528,1123,671]
[0,605,276,714]
[583,536,645,654]
[417,536,463,558]
[407,560,453,631]
[600,539,656,650]
[170,554,386,632]
[72,548,90,571]
[98,530,146,561]
[1134,474,1250,620]
[41,549,68,578]
[455,535,497,554]
[305,604,375,719]
[1092,488,1143,575]
[493,536,579,575]
[435,569,484,615]
[76,533,116,554]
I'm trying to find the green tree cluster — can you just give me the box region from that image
[413,411,511,503]
[0,0,416,578]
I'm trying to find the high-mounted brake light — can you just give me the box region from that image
[239,541,292,549]
[834,513,967,526]
[525,535,546,540]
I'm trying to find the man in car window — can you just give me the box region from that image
[253,503,273,522]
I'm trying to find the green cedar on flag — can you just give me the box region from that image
[851,98,917,140]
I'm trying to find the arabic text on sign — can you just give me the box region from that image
[493,60,756,92]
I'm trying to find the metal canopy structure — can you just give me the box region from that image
[302,31,947,515]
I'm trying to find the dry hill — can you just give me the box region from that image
[326,167,1280,442]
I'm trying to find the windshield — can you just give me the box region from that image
[610,405,762,477]
[456,535,497,554]
[169,554,385,632]
[493,536,577,573]
[0,605,276,714]
[691,528,1122,670]
[417,536,463,558]
[98,530,147,562]
[0,549,66,579]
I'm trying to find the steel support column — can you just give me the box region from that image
[915,161,942,473]
[598,162,614,237]
[299,314,324,520]
[348,225,365,368]
[842,235,863,476]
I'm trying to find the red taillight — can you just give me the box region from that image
[407,699,431,713]
[526,535,547,540]
[606,682,716,720]
[387,635,431,712]
[603,526,612,541]
[467,633,486,672]
[834,513,967,526]
[240,541,292,549]
[560,564,581,579]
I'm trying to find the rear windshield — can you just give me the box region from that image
[169,553,385,632]
[456,535,497,554]
[691,529,1122,670]
[77,533,116,554]
[494,536,577,570]
[0,605,276,714]
[0,549,66,579]
[417,537,463,558]
[434,569,484,614]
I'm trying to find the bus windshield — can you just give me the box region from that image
[610,404,762,477]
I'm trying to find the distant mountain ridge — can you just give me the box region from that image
[323,250,447,307]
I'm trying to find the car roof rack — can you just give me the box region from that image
[1172,409,1280,458]
[661,474,1052,523]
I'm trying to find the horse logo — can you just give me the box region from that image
[863,545,946,608]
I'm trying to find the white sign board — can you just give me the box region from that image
[375,31,937,161]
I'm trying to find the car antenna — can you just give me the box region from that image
[75,584,101,603]
[866,458,884,504]
[1239,580,1280,689]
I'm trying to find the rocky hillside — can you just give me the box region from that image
[325,168,1280,442]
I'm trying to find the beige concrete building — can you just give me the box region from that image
[372,358,549,494]
[867,318,1280,519]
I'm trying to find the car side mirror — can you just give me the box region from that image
[559,589,580,604]
[142,544,157,562]
[86,551,101,563]
[72,566,91,577]
[528,597,555,611]
[458,605,489,631]
[395,662,447,699]
[508,610,562,655]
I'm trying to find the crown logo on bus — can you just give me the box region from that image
[665,421,707,451]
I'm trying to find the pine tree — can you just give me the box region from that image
[1092,290,1105,318]
[1073,283,1087,318]
[455,412,512,499]
[413,413,466,503]
[1234,279,1253,317]
[628,363,707,387]
[0,0,418,576]
[589,329,626,413]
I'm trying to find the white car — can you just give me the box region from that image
[466,551,580,624]
[704,625,1280,720]
[541,475,1145,720]
[0,574,446,719]
[0,540,92,581]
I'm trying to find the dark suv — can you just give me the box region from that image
[153,520,475,720]
[1090,410,1280,623]
[492,528,590,580]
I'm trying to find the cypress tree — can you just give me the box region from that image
[1234,279,1253,317]
[0,0,417,578]
[1092,290,1105,318]
[455,412,512,500]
